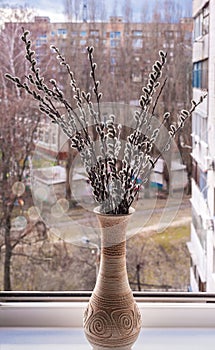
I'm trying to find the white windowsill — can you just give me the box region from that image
[2,301,215,350]
[1,302,215,328]
[1,327,215,350]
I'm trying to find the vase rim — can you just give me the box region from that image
[93,206,135,216]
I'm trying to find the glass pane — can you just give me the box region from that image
[0,0,211,294]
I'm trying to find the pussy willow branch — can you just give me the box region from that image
[122,51,167,174]
[22,29,92,150]
[6,30,99,164]
[128,93,207,207]
[5,29,207,214]
[50,46,88,130]
[138,51,167,130]
[87,46,102,124]
[84,47,111,204]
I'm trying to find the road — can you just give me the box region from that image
[46,194,191,244]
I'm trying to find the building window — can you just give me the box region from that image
[201,59,208,88]
[90,30,99,36]
[110,31,121,39]
[110,56,116,65]
[132,30,143,36]
[131,72,142,83]
[194,5,209,40]
[193,62,201,88]
[194,13,203,40]
[201,117,208,143]
[193,60,208,89]
[192,207,206,248]
[35,34,47,48]
[199,169,207,200]
[80,31,87,37]
[192,160,207,199]
[80,40,86,46]
[192,112,208,144]
[57,28,67,36]
[202,4,209,35]
[132,39,143,49]
[110,39,120,47]
[165,30,174,38]
[192,160,200,186]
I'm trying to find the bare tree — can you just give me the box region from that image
[64,0,81,21]
[141,0,151,23]
[127,229,190,292]
[148,1,193,195]
[163,0,183,23]
[122,0,133,23]
[0,12,52,290]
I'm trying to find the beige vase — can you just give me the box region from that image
[83,207,142,350]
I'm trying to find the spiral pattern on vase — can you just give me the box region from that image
[111,309,134,336]
[134,302,142,328]
[88,310,112,338]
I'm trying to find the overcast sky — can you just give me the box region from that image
[3,0,192,22]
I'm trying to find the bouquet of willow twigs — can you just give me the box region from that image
[6,30,206,214]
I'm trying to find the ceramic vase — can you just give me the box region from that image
[83,207,142,350]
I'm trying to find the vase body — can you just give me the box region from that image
[83,209,142,350]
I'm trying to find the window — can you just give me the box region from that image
[194,5,209,40]
[80,39,86,46]
[80,31,87,37]
[132,38,143,49]
[90,30,99,36]
[199,169,207,200]
[110,31,121,39]
[202,5,209,35]
[131,72,142,83]
[192,160,207,200]
[110,39,116,47]
[201,117,208,144]
[57,28,67,36]
[194,13,203,40]
[35,34,47,47]
[0,1,213,297]
[193,60,208,89]
[165,30,174,38]
[110,56,116,65]
[192,112,207,143]
[192,207,206,249]
[132,30,143,36]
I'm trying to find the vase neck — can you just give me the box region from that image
[94,213,131,298]
[96,213,130,248]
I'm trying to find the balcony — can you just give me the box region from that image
[188,224,206,283]
[191,179,208,216]
[193,89,208,117]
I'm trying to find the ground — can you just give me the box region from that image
[127,193,191,291]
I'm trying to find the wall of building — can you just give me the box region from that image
[190,0,215,292]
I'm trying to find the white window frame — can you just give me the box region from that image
[1,293,215,328]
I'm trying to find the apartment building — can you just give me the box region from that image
[188,0,215,291]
